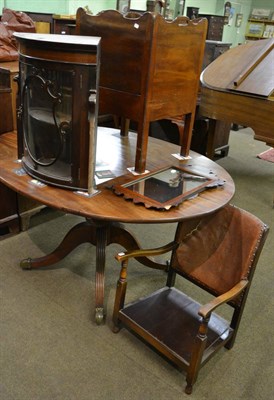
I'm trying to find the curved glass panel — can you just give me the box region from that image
[21,62,73,179]
[23,74,61,165]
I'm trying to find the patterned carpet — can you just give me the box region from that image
[257,147,274,163]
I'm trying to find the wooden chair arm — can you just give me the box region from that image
[115,241,178,262]
[199,279,249,319]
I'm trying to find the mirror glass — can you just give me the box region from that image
[124,167,210,204]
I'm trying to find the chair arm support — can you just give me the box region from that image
[198,279,249,319]
[115,241,178,262]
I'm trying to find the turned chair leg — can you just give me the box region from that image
[185,317,209,394]
[112,260,128,332]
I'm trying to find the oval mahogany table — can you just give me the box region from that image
[0,128,235,323]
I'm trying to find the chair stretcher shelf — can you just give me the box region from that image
[118,287,233,368]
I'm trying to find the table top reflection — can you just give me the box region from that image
[0,127,235,224]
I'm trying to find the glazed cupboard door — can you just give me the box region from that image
[15,33,100,194]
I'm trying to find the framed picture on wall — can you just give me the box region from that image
[117,0,131,13]
[245,22,265,37]
[250,8,271,20]
[264,25,274,38]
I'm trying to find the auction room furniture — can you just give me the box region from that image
[192,40,232,158]
[76,8,207,173]
[23,11,79,34]
[148,40,232,159]
[0,95,46,235]
[0,67,26,236]
[198,14,225,41]
[200,38,274,157]
[0,131,20,236]
[52,14,76,35]
[15,32,100,194]
[0,181,19,236]
[0,127,234,323]
[202,40,231,70]
[0,68,13,134]
[23,11,53,33]
[113,204,269,394]
[0,61,19,130]
[0,65,19,236]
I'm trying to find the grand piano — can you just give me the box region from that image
[199,38,274,156]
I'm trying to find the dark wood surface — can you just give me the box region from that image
[0,182,19,236]
[76,9,207,173]
[145,41,232,159]
[0,128,234,224]
[52,16,76,35]
[0,61,19,131]
[0,128,234,323]
[118,287,231,366]
[195,40,232,158]
[14,33,100,192]
[0,90,19,235]
[198,14,225,41]
[0,61,45,233]
[0,89,13,134]
[112,204,269,393]
[202,40,231,70]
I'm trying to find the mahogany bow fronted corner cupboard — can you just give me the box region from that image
[14,32,101,194]
[76,8,208,173]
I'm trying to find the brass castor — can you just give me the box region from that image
[20,258,33,270]
[95,307,104,325]
[112,325,121,333]
[185,384,193,395]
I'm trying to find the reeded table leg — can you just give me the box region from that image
[94,224,108,325]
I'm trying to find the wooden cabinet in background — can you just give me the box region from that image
[149,40,232,159]
[23,11,53,33]
[202,40,231,69]
[0,61,45,236]
[0,183,20,237]
[53,16,76,35]
[198,14,225,41]
[24,12,77,35]
[0,84,13,134]
[192,40,232,158]
[0,61,19,131]
[0,69,19,237]
[0,132,20,237]
[0,132,46,237]
[76,8,207,173]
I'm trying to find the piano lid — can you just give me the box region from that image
[201,38,274,99]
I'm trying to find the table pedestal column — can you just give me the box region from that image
[20,218,167,324]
